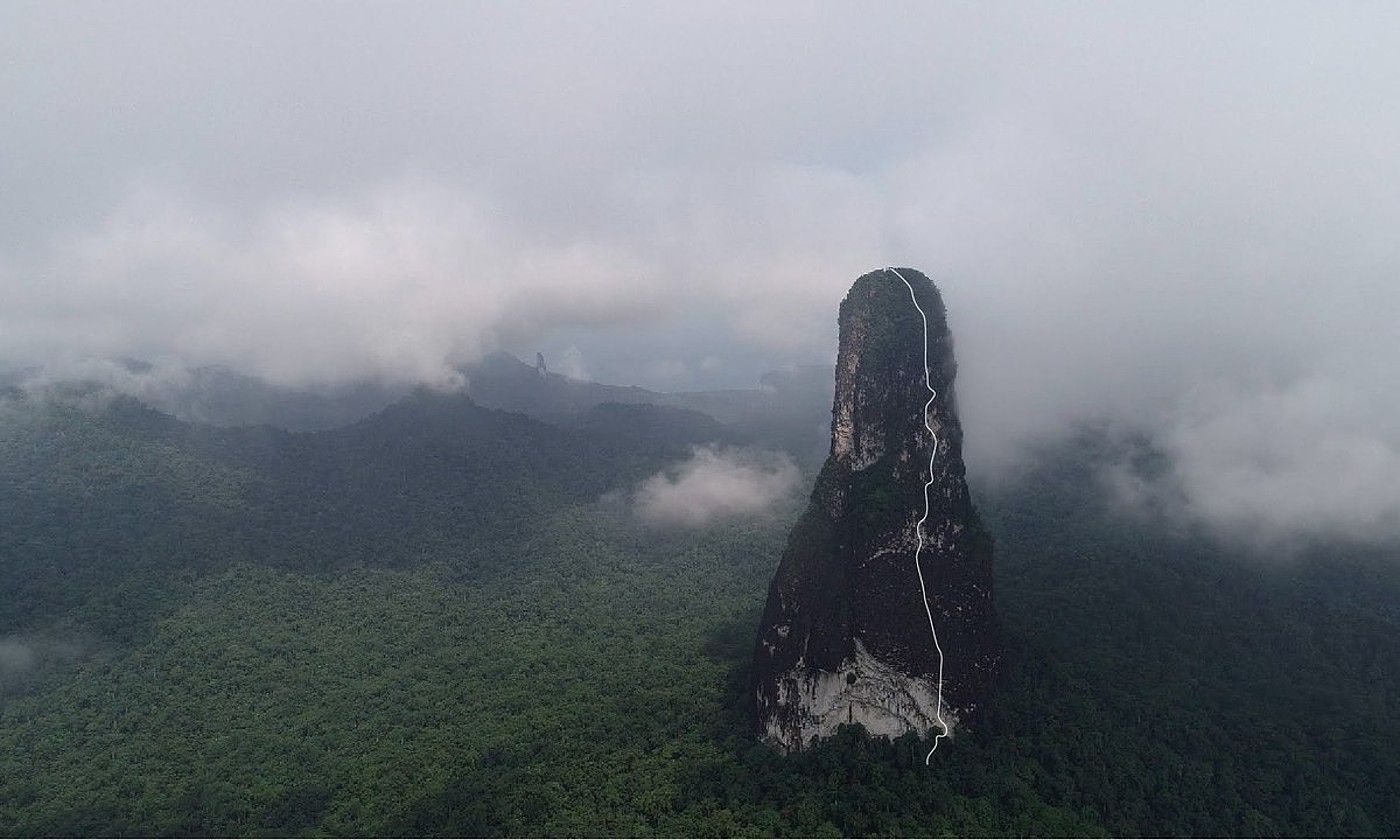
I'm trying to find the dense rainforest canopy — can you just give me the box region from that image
[1,390,1396,836]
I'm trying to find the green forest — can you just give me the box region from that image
[1,393,1397,836]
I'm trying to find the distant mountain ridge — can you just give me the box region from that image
[3,343,1400,834]
[3,353,834,463]
[465,352,832,463]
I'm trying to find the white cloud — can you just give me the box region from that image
[633,446,799,527]
[0,635,80,690]
[1155,377,1400,545]
[5,3,1400,540]
[555,346,591,381]
[1,183,663,387]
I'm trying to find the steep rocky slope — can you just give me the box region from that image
[752,268,998,752]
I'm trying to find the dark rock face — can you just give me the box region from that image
[752,268,998,752]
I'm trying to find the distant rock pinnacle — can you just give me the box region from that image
[751,268,998,752]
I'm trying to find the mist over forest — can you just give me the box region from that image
[3,3,1399,837]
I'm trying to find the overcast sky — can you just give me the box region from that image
[3,2,1399,542]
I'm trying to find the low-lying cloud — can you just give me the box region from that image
[1108,376,1400,547]
[0,635,80,691]
[0,184,662,388]
[4,4,1400,542]
[633,446,799,527]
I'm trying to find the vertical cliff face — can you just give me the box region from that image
[752,268,998,752]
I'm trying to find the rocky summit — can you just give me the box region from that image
[752,268,998,753]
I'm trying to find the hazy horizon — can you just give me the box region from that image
[5,2,1400,542]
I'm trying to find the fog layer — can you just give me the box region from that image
[3,3,1398,540]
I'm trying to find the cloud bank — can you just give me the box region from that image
[4,2,1400,541]
[0,635,80,691]
[633,447,799,527]
[1128,377,1400,546]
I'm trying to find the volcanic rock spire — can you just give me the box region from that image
[752,268,998,752]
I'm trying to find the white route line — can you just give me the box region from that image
[884,267,951,765]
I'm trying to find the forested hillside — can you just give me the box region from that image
[1,394,1397,836]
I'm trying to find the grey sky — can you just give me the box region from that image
[3,2,1399,541]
